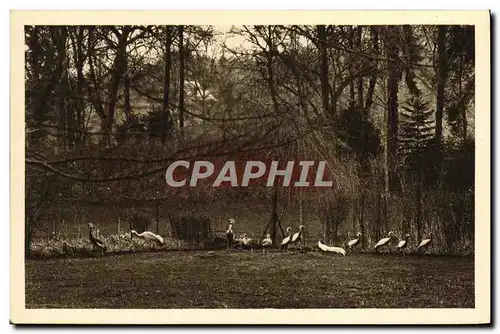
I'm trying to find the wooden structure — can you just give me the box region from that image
[260,188,285,248]
[169,216,211,246]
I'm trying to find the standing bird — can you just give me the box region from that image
[280,227,292,250]
[396,233,411,256]
[348,232,362,249]
[291,225,306,250]
[261,234,272,253]
[131,230,164,246]
[226,218,235,250]
[417,232,433,253]
[374,231,395,251]
[88,223,107,253]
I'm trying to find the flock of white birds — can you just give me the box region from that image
[87,219,433,256]
[225,218,433,256]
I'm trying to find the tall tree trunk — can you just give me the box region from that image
[365,27,379,111]
[55,27,69,152]
[33,27,67,124]
[360,190,365,249]
[123,72,132,120]
[179,26,186,139]
[162,26,173,144]
[416,152,422,243]
[402,26,420,96]
[298,194,304,226]
[461,99,467,143]
[25,215,33,258]
[349,26,355,107]
[385,26,401,193]
[26,26,41,85]
[435,25,447,176]
[102,28,130,145]
[74,27,86,146]
[296,140,304,227]
[317,25,330,115]
[87,27,105,123]
[435,26,447,145]
[357,26,364,108]
[155,201,160,236]
[178,25,185,140]
[375,190,381,241]
[265,26,279,114]
[68,26,85,146]
[458,55,467,143]
[333,218,339,245]
[271,187,278,248]
[58,60,69,151]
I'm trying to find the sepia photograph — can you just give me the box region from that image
[10,10,490,325]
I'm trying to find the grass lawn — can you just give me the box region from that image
[25,250,474,308]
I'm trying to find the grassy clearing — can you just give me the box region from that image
[25,250,474,308]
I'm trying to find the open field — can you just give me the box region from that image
[26,250,474,308]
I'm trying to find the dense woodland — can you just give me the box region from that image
[25,25,475,255]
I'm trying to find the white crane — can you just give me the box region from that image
[347,232,362,249]
[131,230,165,246]
[374,231,395,251]
[396,233,410,255]
[226,218,235,250]
[261,234,272,253]
[88,223,107,253]
[317,240,346,256]
[280,227,292,250]
[290,225,306,249]
[417,232,433,253]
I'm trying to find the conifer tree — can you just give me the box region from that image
[399,92,435,241]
